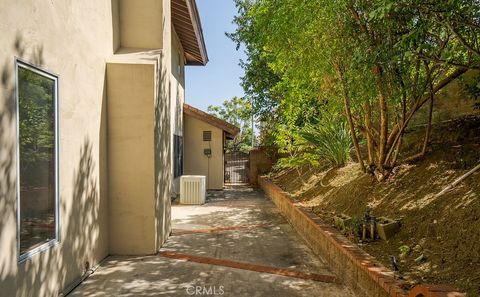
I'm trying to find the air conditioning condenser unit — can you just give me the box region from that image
[180,175,206,205]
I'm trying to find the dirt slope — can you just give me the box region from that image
[269,116,480,296]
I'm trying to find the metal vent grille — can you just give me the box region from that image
[203,131,212,141]
[180,176,206,205]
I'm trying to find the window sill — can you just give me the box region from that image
[18,239,59,264]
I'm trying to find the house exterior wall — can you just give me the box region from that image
[119,0,163,49]
[107,61,157,255]
[184,115,225,190]
[108,0,175,254]
[0,0,184,295]
[154,0,174,251]
[171,28,186,195]
[0,1,114,296]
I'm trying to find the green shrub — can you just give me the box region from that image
[272,153,320,171]
[299,117,352,167]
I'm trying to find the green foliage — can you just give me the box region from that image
[344,217,363,239]
[231,0,480,177]
[208,96,254,152]
[299,117,352,167]
[399,245,411,258]
[272,114,351,170]
[273,153,320,171]
[227,1,281,120]
[208,96,252,127]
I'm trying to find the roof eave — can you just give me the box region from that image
[183,103,240,136]
[187,0,208,65]
[172,0,208,66]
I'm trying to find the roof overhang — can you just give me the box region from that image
[183,104,240,138]
[171,0,209,66]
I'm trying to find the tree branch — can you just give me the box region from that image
[446,21,480,57]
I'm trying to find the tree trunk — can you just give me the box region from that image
[374,71,389,171]
[384,67,467,165]
[390,136,403,167]
[421,78,435,155]
[335,63,366,173]
[364,101,375,167]
[404,77,435,163]
[378,93,388,166]
[422,91,433,157]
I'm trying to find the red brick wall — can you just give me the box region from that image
[249,148,276,187]
[258,176,466,297]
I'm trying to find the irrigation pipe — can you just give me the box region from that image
[435,162,480,198]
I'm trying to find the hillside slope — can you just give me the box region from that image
[269,116,480,296]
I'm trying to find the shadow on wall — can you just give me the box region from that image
[14,138,101,296]
[153,47,172,249]
[0,32,26,296]
[110,0,174,248]
[111,0,120,52]
[1,33,104,295]
[60,139,102,291]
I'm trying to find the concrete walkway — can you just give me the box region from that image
[70,188,355,297]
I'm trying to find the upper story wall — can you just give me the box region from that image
[170,27,185,194]
[171,28,185,137]
[115,0,164,50]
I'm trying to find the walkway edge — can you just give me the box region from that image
[258,176,466,297]
[158,251,340,283]
[171,223,273,235]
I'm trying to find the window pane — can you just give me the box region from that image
[179,136,183,176]
[18,65,57,255]
[173,135,183,178]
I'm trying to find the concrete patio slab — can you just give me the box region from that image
[69,188,356,297]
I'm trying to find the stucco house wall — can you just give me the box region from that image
[183,115,225,190]
[0,1,114,296]
[171,29,186,195]
[0,0,203,295]
[107,57,159,255]
[106,0,175,256]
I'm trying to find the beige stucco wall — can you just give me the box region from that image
[0,1,113,296]
[154,0,174,250]
[171,28,186,195]
[118,0,163,49]
[184,115,225,190]
[107,0,174,253]
[107,61,157,255]
[0,0,180,295]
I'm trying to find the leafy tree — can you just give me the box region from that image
[208,96,254,152]
[227,2,281,120]
[230,0,480,180]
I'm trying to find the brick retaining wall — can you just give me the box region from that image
[258,176,466,297]
[249,148,276,187]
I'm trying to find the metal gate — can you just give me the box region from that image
[224,151,249,184]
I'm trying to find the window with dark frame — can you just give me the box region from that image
[16,60,59,260]
[173,135,183,178]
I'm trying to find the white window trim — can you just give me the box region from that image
[15,58,60,263]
